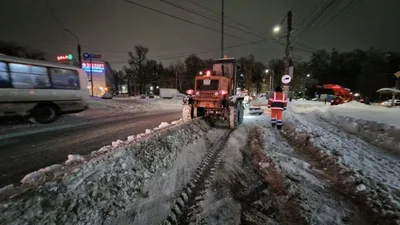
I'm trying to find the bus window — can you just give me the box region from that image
[0,62,11,88]
[50,68,80,90]
[9,63,51,89]
[31,65,50,88]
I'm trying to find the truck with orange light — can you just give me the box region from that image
[182,57,244,129]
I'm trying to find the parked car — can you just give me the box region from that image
[381,99,400,107]
[101,93,113,99]
[172,93,187,99]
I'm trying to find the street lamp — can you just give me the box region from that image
[306,74,310,77]
[265,69,269,73]
[273,25,281,34]
[199,71,203,75]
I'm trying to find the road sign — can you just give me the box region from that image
[91,54,102,58]
[83,53,102,60]
[281,74,291,84]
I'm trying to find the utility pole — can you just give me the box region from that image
[77,44,82,68]
[89,57,94,97]
[221,0,224,58]
[175,71,178,90]
[285,11,293,75]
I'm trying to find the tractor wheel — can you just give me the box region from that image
[229,105,238,129]
[182,104,192,121]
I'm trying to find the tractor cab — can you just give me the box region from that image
[182,56,244,129]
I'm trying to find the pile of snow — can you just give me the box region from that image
[87,97,182,112]
[0,119,212,225]
[96,119,182,154]
[290,100,400,154]
[14,119,184,186]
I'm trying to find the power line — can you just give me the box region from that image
[187,0,268,38]
[294,0,325,37]
[123,0,260,44]
[107,39,272,64]
[160,0,270,41]
[292,1,336,51]
[320,0,361,29]
[311,0,342,28]
[302,0,337,32]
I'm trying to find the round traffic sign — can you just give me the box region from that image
[83,53,90,59]
[281,74,291,84]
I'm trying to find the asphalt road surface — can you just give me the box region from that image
[0,109,182,187]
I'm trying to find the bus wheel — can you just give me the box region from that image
[32,104,59,124]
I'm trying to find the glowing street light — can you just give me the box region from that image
[306,74,310,77]
[273,25,281,34]
[199,71,203,75]
[265,69,269,73]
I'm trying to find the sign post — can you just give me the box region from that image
[281,74,291,93]
[395,71,400,90]
[83,53,102,97]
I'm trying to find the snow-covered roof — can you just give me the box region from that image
[376,88,400,94]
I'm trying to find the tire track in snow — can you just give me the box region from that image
[287,111,400,194]
[238,116,375,225]
[282,112,400,224]
[161,129,233,225]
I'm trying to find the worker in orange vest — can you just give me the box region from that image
[267,86,288,130]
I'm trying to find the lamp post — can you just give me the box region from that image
[265,69,274,91]
[302,74,310,98]
[63,29,81,68]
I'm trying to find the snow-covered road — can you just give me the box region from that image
[1,101,399,225]
[0,109,182,186]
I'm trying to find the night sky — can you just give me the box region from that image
[1,0,399,70]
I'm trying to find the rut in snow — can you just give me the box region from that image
[161,129,234,225]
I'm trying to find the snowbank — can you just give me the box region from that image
[290,101,400,154]
[87,97,182,112]
[0,119,211,225]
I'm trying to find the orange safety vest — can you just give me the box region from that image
[268,92,288,110]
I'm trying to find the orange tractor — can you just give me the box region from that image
[182,57,244,129]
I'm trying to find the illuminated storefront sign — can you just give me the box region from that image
[81,62,105,73]
[57,54,73,61]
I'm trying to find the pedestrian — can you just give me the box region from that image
[324,98,327,105]
[267,86,287,130]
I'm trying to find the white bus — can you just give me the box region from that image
[0,54,90,123]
